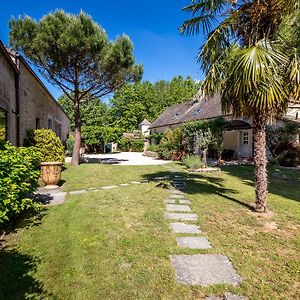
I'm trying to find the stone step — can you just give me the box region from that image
[171,254,242,286]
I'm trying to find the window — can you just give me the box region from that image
[55,121,62,138]
[193,108,202,116]
[172,113,179,120]
[48,118,52,130]
[36,118,40,129]
[242,131,249,145]
[0,108,7,142]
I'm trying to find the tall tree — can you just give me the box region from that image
[110,76,200,131]
[181,0,300,212]
[58,95,109,129]
[9,10,142,165]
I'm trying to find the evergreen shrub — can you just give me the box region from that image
[0,142,41,226]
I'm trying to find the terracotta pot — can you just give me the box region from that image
[40,162,62,189]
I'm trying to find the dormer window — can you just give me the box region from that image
[172,113,179,120]
[193,108,202,116]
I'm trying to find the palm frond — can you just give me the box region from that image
[198,8,239,71]
[182,0,229,15]
[180,0,233,35]
[180,14,217,35]
[287,49,300,101]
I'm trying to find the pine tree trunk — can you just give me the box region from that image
[71,98,81,166]
[253,113,268,212]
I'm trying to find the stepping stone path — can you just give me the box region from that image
[165,212,198,221]
[170,222,201,234]
[163,169,244,299]
[36,179,149,206]
[166,204,191,212]
[176,237,212,249]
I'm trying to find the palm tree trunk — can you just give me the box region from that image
[71,98,81,166]
[253,113,268,212]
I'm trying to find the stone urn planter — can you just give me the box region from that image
[40,162,62,189]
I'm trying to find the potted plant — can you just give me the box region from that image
[25,129,65,189]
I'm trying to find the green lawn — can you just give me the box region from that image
[1,163,299,299]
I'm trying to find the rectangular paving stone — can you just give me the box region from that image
[69,190,86,195]
[165,199,176,204]
[179,199,191,204]
[170,190,184,195]
[166,204,191,212]
[176,237,212,249]
[170,222,201,234]
[120,183,130,186]
[165,213,198,221]
[130,181,141,184]
[169,194,185,199]
[101,185,119,189]
[171,254,243,286]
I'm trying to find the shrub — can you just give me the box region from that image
[82,126,124,153]
[131,139,144,152]
[0,142,41,226]
[147,144,159,152]
[25,129,65,163]
[182,155,204,170]
[275,142,300,167]
[156,143,173,160]
[118,138,131,151]
[65,135,75,156]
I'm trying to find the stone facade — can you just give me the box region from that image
[0,40,70,146]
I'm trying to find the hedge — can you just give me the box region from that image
[0,142,41,226]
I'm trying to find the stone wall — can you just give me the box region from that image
[18,58,70,145]
[0,45,70,146]
[0,49,17,145]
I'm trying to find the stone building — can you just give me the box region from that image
[150,93,300,160]
[0,40,70,146]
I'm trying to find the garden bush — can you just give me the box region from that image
[146,144,160,152]
[131,139,144,152]
[24,129,65,163]
[0,142,41,226]
[275,142,300,167]
[182,155,204,170]
[65,135,75,156]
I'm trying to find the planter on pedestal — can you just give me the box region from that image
[40,162,62,189]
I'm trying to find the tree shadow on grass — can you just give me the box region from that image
[143,169,254,211]
[0,248,50,300]
[1,208,47,236]
[221,165,300,204]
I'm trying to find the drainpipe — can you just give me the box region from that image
[15,64,20,146]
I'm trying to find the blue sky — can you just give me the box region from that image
[0,0,206,99]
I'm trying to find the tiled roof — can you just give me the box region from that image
[139,119,151,126]
[149,93,223,129]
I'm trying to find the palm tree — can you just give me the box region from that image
[181,0,300,212]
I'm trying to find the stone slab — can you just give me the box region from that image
[176,237,212,249]
[224,293,247,300]
[101,185,119,189]
[35,192,66,205]
[166,204,191,212]
[120,183,130,186]
[165,199,176,204]
[169,194,185,199]
[206,294,246,300]
[170,190,184,195]
[171,254,243,286]
[130,181,141,184]
[170,222,201,234]
[179,199,191,204]
[69,190,87,195]
[165,213,198,221]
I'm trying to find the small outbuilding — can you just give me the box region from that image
[138,119,151,137]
